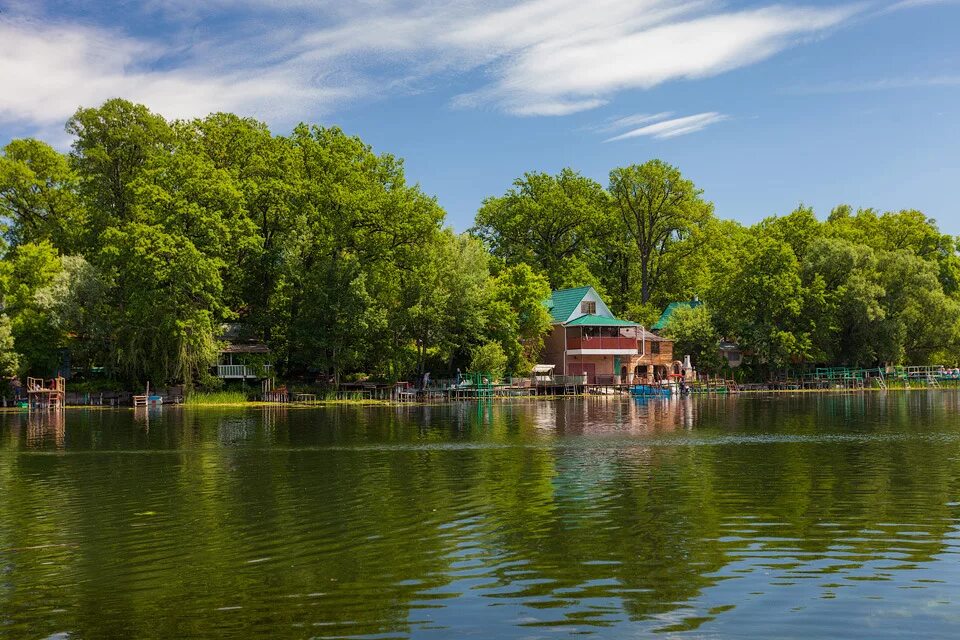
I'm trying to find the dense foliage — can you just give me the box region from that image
[0,100,549,388]
[474,171,960,376]
[1,99,958,387]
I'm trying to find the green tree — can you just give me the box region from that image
[875,251,960,365]
[35,255,111,374]
[281,124,445,381]
[661,305,722,373]
[178,113,301,339]
[716,232,817,370]
[286,254,386,383]
[0,314,19,378]
[485,264,553,375]
[469,342,507,380]
[759,205,821,262]
[0,139,85,253]
[400,230,491,375]
[473,168,609,290]
[0,242,65,375]
[98,223,222,388]
[827,206,960,296]
[67,99,173,240]
[802,237,885,366]
[609,160,713,305]
[130,144,259,310]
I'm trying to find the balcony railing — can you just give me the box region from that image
[532,374,588,386]
[566,336,637,351]
[216,364,272,379]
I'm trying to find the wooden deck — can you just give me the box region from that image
[26,377,65,410]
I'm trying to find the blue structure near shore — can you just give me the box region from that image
[629,384,672,398]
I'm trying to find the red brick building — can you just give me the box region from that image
[540,287,678,384]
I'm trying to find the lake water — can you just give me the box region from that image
[2,394,960,639]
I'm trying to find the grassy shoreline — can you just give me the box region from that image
[2,385,957,412]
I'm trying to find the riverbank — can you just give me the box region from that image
[4,384,959,412]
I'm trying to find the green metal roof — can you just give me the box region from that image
[564,314,638,327]
[652,299,703,331]
[544,286,593,323]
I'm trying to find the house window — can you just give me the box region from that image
[581,301,596,314]
[651,341,661,355]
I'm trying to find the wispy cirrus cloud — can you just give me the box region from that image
[785,74,960,95]
[0,0,859,131]
[881,0,960,13]
[589,112,677,134]
[604,112,729,141]
[0,16,360,129]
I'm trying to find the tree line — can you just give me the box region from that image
[1,99,957,389]
[474,163,960,376]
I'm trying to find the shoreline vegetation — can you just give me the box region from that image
[4,383,958,412]
[2,98,960,396]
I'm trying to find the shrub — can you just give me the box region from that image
[470,342,507,381]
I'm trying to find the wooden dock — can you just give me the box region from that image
[26,377,65,410]
[132,382,164,407]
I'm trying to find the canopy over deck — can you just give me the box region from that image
[564,314,638,327]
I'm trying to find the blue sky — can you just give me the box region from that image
[1,0,958,234]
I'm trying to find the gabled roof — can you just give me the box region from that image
[652,299,703,331]
[638,328,669,342]
[544,286,593,323]
[564,314,638,327]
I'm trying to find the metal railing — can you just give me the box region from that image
[566,337,637,350]
[534,375,588,386]
[216,364,272,379]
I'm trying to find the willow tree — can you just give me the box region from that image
[98,223,222,388]
[609,160,712,305]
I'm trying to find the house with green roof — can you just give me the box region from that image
[540,287,677,384]
[653,298,744,369]
[652,297,703,332]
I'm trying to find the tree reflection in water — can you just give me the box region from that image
[0,394,959,638]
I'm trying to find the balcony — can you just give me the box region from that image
[216,364,272,379]
[566,336,637,352]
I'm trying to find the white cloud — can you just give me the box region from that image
[478,4,855,115]
[0,16,358,129]
[882,0,960,13]
[604,112,728,141]
[785,74,960,94]
[0,0,860,130]
[296,0,857,116]
[589,112,676,133]
[508,99,609,117]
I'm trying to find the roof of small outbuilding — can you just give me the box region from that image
[652,299,703,331]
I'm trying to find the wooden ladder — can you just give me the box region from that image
[876,372,887,390]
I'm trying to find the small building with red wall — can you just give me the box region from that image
[540,287,678,384]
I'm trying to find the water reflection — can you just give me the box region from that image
[0,394,959,638]
[24,410,65,449]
